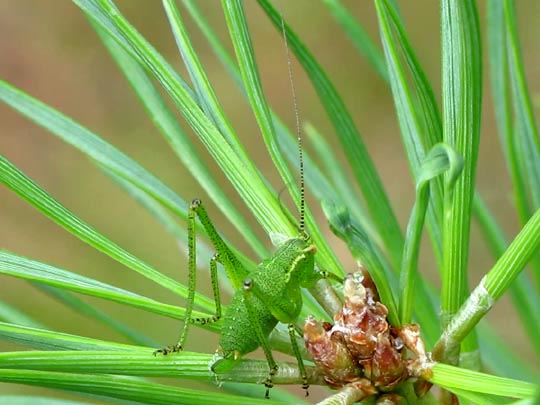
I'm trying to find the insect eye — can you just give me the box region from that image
[301,232,311,242]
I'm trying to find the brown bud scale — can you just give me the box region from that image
[304,270,433,402]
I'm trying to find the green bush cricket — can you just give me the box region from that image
[154,15,341,398]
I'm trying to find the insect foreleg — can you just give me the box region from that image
[319,269,343,284]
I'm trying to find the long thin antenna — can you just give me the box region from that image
[280,12,305,234]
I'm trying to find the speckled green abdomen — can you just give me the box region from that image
[219,292,278,356]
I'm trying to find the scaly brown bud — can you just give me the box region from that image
[303,315,362,387]
[304,271,432,400]
[370,333,406,391]
[376,393,406,404]
[334,274,388,360]
[348,377,378,399]
[394,324,426,360]
[357,264,380,302]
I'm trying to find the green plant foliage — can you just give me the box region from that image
[1,0,539,404]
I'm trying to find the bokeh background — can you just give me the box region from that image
[1,0,539,402]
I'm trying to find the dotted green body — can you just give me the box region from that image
[218,237,314,358]
[154,198,333,397]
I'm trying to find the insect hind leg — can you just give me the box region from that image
[155,199,239,356]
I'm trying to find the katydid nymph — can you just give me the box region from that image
[154,15,340,399]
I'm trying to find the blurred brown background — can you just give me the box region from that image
[1,0,539,402]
